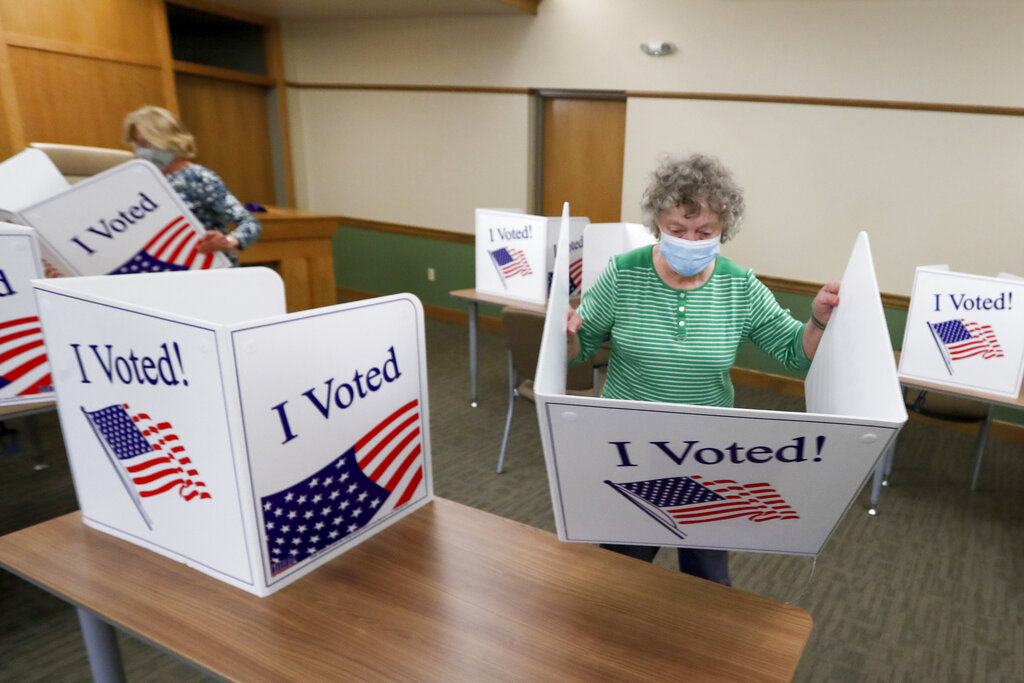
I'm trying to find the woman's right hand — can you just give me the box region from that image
[566,309,583,361]
[566,309,583,336]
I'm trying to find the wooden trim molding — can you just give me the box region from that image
[3,31,163,69]
[335,219,911,304]
[493,0,541,15]
[285,82,531,96]
[627,91,1024,118]
[759,275,910,310]
[281,82,1024,120]
[166,0,277,26]
[173,60,275,86]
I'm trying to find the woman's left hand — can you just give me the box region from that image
[812,280,841,326]
[198,231,240,253]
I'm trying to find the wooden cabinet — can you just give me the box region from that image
[238,207,340,313]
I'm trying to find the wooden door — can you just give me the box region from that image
[541,96,626,222]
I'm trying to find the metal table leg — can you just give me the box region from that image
[77,607,126,683]
[868,440,896,515]
[467,300,479,408]
[969,406,993,491]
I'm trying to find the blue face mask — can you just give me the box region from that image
[134,147,175,171]
[659,232,721,276]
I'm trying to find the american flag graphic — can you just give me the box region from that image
[261,398,425,576]
[606,475,799,539]
[109,215,217,274]
[82,403,210,529]
[569,257,583,295]
[489,247,532,288]
[927,319,1004,375]
[0,316,52,398]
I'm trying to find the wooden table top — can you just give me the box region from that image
[450,288,547,314]
[0,400,55,419]
[0,498,812,682]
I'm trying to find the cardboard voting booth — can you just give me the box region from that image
[475,208,589,304]
[899,266,1024,398]
[580,222,657,295]
[0,150,230,277]
[33,269,432,596]
[0,224,53,406]
[534,209,906,556]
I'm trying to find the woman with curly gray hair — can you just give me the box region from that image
[567,152,839,585]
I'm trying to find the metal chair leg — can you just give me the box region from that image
[497,352,516,473]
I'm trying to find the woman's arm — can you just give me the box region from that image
[801,280,841,360]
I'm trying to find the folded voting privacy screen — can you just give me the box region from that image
[900,266,1024,398]
[33,269,432,596]
[579,222,656,296]
[9,158,230,277]
[535,213,906,556]
[475,208,589,304]
[0,224,53,406]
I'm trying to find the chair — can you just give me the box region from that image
[870,386,990,512]
[497,307,602,473]
[29,142,133,183]
[904,388,991,490]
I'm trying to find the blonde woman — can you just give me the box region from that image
[122,105,261,264]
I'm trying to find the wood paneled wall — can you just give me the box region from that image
[0,0,291,205]
[0,0,174,151]
[175,72,276,204]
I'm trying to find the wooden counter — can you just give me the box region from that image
[238,207,339,312]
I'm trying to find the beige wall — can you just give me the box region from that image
[283,0,1024,294]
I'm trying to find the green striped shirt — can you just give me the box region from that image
[572,246,810,407]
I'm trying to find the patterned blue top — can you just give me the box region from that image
[165,164,261,265]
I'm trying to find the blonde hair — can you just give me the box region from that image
[122,106,197,159]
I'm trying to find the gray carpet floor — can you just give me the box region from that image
[1,318,1022,682]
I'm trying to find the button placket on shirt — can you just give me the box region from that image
[675,291,687,340]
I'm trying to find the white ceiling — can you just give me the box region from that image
[207,0,532,21]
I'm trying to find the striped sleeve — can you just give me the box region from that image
[745,273,811,370]
[571,256,616,364]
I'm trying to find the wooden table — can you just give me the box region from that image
[238,207,339,313]
[0,498,811,682]
[450,288,546,407]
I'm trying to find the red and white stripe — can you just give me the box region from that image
[0,316,51,399]
[127,405,211,500]
[670,477,800,524]
[355,399,424,513]
[949,321,1004,360]
[142,216,216,270]
[569,257,583,291]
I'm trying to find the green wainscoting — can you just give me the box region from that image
[335,224,500,315]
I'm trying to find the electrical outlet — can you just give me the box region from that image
[427,267,436,282]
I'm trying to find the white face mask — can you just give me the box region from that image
[134,146,175,171]
[659,232,721,276]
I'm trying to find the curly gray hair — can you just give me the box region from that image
[640,153,746,242]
